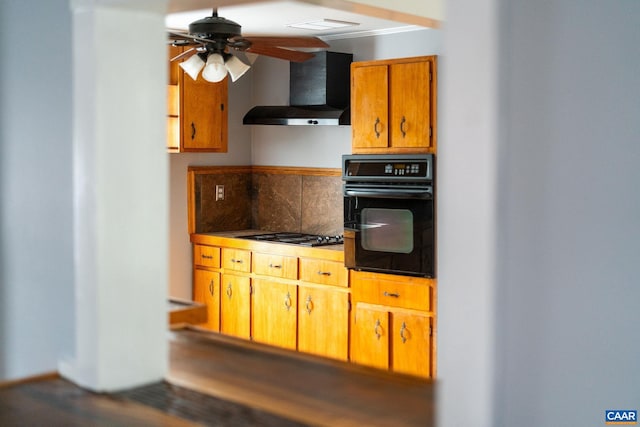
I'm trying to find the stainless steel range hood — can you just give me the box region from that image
[243,51,353,126]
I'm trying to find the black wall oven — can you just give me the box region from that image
[342,154,435,277]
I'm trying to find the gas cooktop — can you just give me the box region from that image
[240,232,344,247]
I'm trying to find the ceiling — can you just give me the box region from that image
[165,0,428,41]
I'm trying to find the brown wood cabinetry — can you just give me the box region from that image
[167,45,228,153]
[220,274,251,339]
[251,278,298,350]
[297,258,350,361]
[192,244,221,331]
[193,269,220,331]
[189,234,436,379]
[350,270,435,378]
[351,56,437,154]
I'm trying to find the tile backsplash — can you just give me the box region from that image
[192,166,342,236]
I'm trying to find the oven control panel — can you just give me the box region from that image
[342,154,433,181]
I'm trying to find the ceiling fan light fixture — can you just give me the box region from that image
[225,55,251,82]
[202,53,227,82]
[179,53,205,80]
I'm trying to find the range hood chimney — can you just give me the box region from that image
[243,51,353,126]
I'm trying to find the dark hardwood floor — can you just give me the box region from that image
[0,329,435,427]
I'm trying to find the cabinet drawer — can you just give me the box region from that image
[222,248,251,273]
[351,271,431,311]
[299,258,348,288]
[193,244,220,268]
[252,253,298,280]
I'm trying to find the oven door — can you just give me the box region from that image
[343,187,434,277]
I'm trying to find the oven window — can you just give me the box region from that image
[361,208,413,253]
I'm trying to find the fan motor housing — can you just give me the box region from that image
[189,16,242,38]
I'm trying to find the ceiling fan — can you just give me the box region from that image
[167,8,330,83]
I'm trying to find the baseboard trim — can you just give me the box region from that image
[0,371,60,388]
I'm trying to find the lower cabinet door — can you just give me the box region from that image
[220,274,251,339]
[351,304,390,370]
[391,311,432,378]
[193,269,220,331]
[252,279,297,350]
[297,285,349,361]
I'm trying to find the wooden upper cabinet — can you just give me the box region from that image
[167,45,228,153]
[351,64,389,150]
[351,56,437,154]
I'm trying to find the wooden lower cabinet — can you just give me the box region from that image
[352,303,432,378]
[297,284,349,361]
[251,278,297,350]
[220,274,251,339]
[350,270,435,379]
[193,268,220,331]
[351,304,389,370]
[391,311,432,378]
[190,238,436,379]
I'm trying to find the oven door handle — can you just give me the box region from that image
[344,189,432,200]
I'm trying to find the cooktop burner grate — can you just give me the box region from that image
[240,232,343,247]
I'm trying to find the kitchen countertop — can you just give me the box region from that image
[191,230,345,262]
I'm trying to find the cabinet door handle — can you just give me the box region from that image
[209,279,214,297]
[374,117,381,138]
[284,292,292,311]
[383,291,400,298]
[269,263,282,269]
[226,283,232,299]
[305,295,313,315]
[191,122,196,140]
[400,116,407,138]
[317,271,331,276]
[374,319,383,340]
[400,321,408,343]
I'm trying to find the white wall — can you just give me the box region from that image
[494,1,640,425]
[0,0,75,381]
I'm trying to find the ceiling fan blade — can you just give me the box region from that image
[241,36,329,49]
[167,31,215,45]
[170,47,198,62]
[245,45,315,62]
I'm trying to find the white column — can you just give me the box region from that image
[60,0,169,391]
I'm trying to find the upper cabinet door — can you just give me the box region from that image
[167,45,228,153]
[351,64,389,150]
[181,74,228,152]
[389,60,432,150]
[351,56,437,154]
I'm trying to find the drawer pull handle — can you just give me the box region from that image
[305,295,313,315]
[209,280,214,297]
[400,321,408,343]
[231,258,243,264]
[201,254,213,260]
[269,263,282,269]
[317,271,331,276]
[383,291,400,298]
[226,283,232,299]
[284,292,292,311]
[374,319,383,340]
